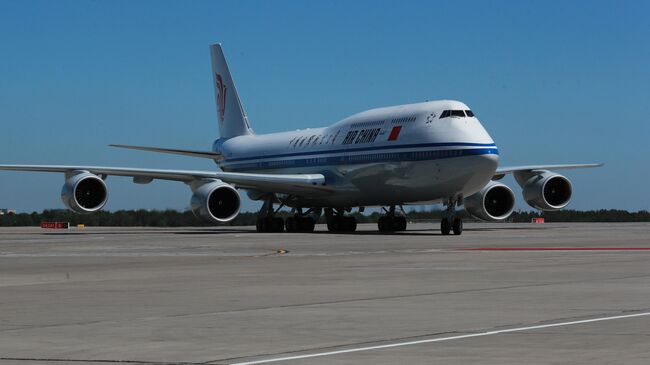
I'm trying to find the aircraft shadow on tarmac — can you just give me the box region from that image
[35,225,555,236]
[170,225,556,236]
[38,229,251,236]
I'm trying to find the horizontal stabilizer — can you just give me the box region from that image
[110,144,222,160]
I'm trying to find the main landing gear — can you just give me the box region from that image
[440,198,463,236]
[255,200,317,233]
[378,206,407,232]
[285,208,316,233]
[255,200,285,233]
[325,208,357,233]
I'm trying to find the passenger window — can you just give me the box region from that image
[465,110,474,117]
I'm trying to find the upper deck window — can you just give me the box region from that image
[390,116,417,124]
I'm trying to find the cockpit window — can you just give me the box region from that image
[440,110,473,118]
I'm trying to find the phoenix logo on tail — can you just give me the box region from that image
[215,73,227,123]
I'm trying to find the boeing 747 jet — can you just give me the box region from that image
[0,44,601,235]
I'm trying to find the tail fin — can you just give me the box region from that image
[209,43,254,138]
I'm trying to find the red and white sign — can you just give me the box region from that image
[41,222,69,229]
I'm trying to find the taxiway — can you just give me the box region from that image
[1,223,649,364]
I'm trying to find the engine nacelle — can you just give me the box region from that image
[464,181,516,221]
[190,179,241,224]
[516,171,572,211]
[61,172,108,214]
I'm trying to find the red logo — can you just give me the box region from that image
[215,73,227,123]
[388,126,402,141]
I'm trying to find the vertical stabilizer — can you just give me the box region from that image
[210,43,254,138]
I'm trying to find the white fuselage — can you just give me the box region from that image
[213,100,499,207]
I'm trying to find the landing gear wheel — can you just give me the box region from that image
[301,217,315,232]
[440,218,451,235]
[377,204,407,232]
[285,217,296,232]
[452,217,463,235]
[378,216,396,232]
[378,216,388,232]
[286,217,315,233]
[344,216,357,232]
[396,216,407,231]
[327,216,356,233]
[256,218,267,233]
[327,218,339,232]
[378,216,394,232]
[256,217,284,232]
[271,217,284,232]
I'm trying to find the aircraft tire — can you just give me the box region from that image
[378,216,395,232]
[256,218,267,233]
[300,217,315,232]
[343,217,357,232]
[348,217,356,232]
[396,216,407,231]
[441,218,451,235]
[452,217,463,235]
[285,217,296,232]
[271,217,284,232]
[327,216,355,233]
[327,218,339,233]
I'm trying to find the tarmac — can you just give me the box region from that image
[1,222,649,364]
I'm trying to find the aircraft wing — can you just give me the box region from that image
[0,165,332,196]
[109,144,223,160]
[493,163,603,180]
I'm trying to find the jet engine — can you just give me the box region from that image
[464,181,516,221]
[61,172,108,213]
[516,171,572,210]
[190,179,241,223]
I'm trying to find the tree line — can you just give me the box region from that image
[1,208,649,227]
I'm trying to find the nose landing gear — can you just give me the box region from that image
[441,198,463,235]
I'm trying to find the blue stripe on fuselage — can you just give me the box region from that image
[222,142,497,163]
[221,147,499,172]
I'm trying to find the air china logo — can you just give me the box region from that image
[215,73,227,123]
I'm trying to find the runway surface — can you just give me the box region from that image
[1,223,649,364]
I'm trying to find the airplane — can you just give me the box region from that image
[0,43,601,235]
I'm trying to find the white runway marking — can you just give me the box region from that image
[231,311,650,365]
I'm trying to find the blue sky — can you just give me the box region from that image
[1,0,648,212]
